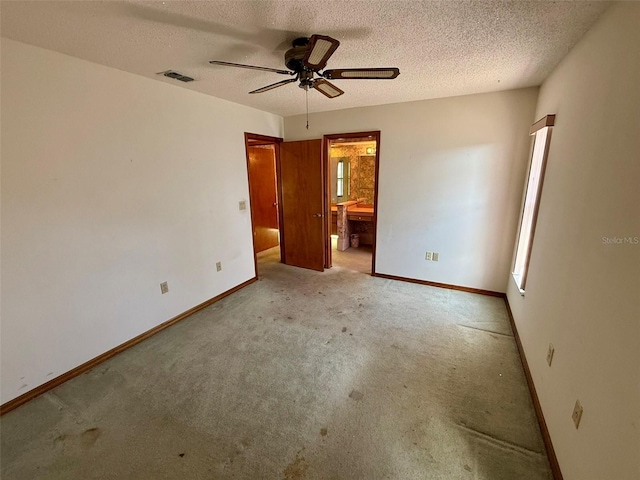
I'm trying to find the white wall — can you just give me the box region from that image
[286,88,539,293]
[506,4,640,480]
[0,39,283,404]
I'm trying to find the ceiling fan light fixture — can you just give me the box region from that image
[313,79,344,98]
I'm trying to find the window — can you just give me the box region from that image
[335,159,351,199]
[337,160,344,197]
[513,114,555,293]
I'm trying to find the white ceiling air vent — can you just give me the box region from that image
[157,70,194,82]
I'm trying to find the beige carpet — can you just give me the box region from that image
[1,248,552,479]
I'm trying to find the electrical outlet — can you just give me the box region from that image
[216,261,222,272]
[239,200,247,211]
[572,399,583,429]
[432,252,439,262]
[425,251,432,261]
[547,343,555,366]
[160,281,169,294]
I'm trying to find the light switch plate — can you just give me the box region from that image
[216,262,222,272]
[160,281,169,294]
[239,200,247,211]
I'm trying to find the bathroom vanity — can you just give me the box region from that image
[332,200,374,250]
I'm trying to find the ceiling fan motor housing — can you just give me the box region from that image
[284,44,309,73]
[291,37,310,48]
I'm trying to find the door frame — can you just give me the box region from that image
[244,132,285,277]
[322,130,381,275]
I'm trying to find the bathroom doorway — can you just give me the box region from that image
[323,131,380,275]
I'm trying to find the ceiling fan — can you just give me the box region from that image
[209,34,400,99]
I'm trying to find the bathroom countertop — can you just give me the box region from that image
[347,206,374,217]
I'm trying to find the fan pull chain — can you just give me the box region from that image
[305,86,309,130]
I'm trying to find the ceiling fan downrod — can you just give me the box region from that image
[299,70,314,89]
[305,85,309,130]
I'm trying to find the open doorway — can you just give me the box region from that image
[323,131,380,275]
[245,133,283,275]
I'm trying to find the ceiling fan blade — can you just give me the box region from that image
[303,35,340,70]
[323,68,400,80]
[249,77,298,94]
[209,60,293,76]
[312,79,344,99]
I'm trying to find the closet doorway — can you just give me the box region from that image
[245,134,327,275]
[245,133,282,274]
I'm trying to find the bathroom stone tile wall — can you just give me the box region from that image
[330,144,376,203]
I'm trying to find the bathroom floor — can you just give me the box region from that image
[331,237,373,274]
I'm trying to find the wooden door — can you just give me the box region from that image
[248,145,279,253]
[280,139,325,271]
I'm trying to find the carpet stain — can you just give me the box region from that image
[77,428,101,447]
[342,327,347,333]
[53,428,101,451]
[320,428,328,436]
[349,390,364,401]
[283,448,309,479]
[222,437,252,468]
[464,464,472,471]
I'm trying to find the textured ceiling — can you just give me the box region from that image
[1,0,610,117]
